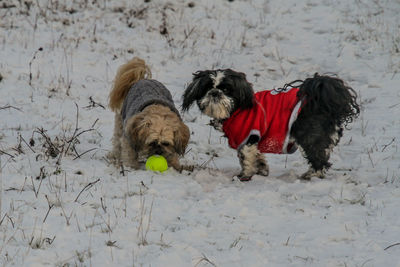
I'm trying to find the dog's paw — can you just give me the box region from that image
[300,169,325,180]
[257,161,269,176]
[106,151,120,165]
[237,172,253,182]
[181,164,195,172]
[208,119,223,132]
[300,172,312,180]
[257,168,269,176]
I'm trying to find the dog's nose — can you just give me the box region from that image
[209,90,221,98]
[155,146,163,154]
[151,142,163,154]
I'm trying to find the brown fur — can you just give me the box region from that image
[108,58,191,171]
[109,57,152,112]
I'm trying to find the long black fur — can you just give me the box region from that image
[290,73,360,177]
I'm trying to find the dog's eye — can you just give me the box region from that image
[161,142,170,147]
[218,83,228,91]
[149,141,157,147]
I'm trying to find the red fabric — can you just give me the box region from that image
[222,87,301,154]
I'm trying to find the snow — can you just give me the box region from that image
[0,0,399,266]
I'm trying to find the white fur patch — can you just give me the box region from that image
[301,167,326,179]
[325,126,341,156]
[330,126,341,145]
[211,71,225,88]
[200,93,233,119]
[282,100,302,153]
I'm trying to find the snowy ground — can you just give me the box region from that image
[0,0,399,266]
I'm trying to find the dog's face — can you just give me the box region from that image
[125,105,189,160]
[182,69,254,120]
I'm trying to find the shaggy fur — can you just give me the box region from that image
[108,57,191,171]
[182,70,360,181]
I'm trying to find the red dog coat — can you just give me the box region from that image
[222,87,302,154]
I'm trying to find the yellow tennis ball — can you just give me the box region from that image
[145,155,168,172]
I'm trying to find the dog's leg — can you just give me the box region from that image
[120,135,140,169]
[292,119,342,180]
[256,152,269,176]
[297,142,333,180]
[237,134,269,181]
[107,113,123,165]
[167,154,194,172]
[167,154,182,172]
[237,144,268,181]
[208,119,224,132]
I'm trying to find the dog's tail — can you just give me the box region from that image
[109,57,152,112]
[296,73,360,126]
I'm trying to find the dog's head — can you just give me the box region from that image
[125,105,190,160]
[182,69,254,120]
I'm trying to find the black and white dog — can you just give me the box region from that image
[182,70,360,181]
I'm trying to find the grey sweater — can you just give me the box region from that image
[121,79,180,126]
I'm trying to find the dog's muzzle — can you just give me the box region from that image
[207,89,224,101]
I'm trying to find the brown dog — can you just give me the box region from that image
[108,57,190,171]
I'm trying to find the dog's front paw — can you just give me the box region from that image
[257,168,269,176]
[106,151,120,166]
[257,161,269,176]
[181,164,195,172]
[237,172,253,182]
[208,119,223,131]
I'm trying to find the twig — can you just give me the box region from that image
[64,103,80,155]
[184,147,192,156]
[33,127,60,157]
[31,175,43,198]
[200,154,216,168]
[0,213,7,226]
[194,253,217,267]
[83,96,106,110]
[0,105,22,111]
[29,47,43,86]
[19,133,36,153]
[91,118,99,128]
[60,204,72,226]
[70,128,95,140]
[384,242,400,251]
[31,176,43,198]
[74,178,100,202]
[101,197,107,213]
[120,163,126,176]
[43,195,54,223]
[0,149,14,158]
[367,150,375,168]
[73,148,97,160]
[144,198,154,243]
[0,214,14,228]
[285,236,290,246]
[381,138,395,152]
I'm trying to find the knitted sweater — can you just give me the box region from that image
[222,87,302,154]
[121,79,180,126]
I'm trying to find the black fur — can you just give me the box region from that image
[290,73,360,178]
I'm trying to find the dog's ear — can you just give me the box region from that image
[125,114,149,151]
[226,70,254,109]
[174,121,190,155]
[182,71,213,111]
